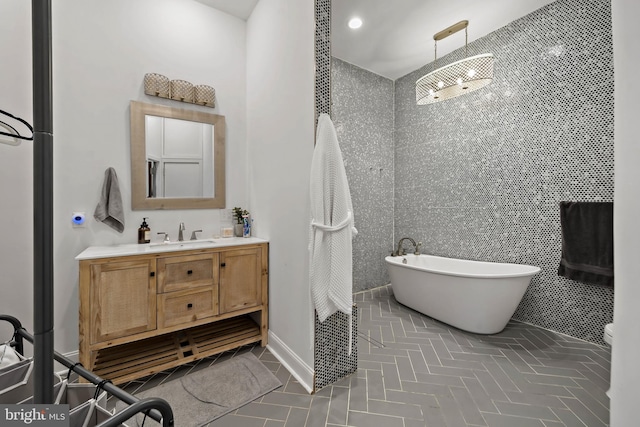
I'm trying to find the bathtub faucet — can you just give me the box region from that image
[393,237,422,256]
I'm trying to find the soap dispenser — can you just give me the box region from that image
[138,217,150,244]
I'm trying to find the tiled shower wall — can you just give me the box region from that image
[331,58,394,292]
[314,0,358,391]
[331,0,614,345]
[393,0,614,344]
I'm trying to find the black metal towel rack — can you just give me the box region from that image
[1,314,175,427]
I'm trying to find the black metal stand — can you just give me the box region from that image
[31,0,55,404]
[1,314,175,427]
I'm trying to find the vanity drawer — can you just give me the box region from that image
[157,253,219,293]
[158,287,218,329]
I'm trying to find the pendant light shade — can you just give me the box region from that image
[416,21,494,105]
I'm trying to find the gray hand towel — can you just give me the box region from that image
[94,167,125,233]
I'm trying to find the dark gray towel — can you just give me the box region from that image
[558,201,613,287]
[94,167,125,233]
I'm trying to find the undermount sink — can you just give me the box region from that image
[147,238,218,250]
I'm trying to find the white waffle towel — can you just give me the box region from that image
[309,114,357,352]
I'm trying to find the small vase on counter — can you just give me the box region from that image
[234,223,243,237]
[242,215,251,238]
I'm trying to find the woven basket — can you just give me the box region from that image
[143,73,170,98]
[194,85,216,107]
[170,79,194,103]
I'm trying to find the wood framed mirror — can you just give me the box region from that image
[130,101,225,210]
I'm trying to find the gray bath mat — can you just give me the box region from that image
[117,352,281,426]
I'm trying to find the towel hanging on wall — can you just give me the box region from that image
[309,113,358,352]
[558,201,613,286]
[94,167,125,233]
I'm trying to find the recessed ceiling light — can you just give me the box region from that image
[348,17,363,29]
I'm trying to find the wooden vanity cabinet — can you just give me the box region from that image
[78,242,268,384]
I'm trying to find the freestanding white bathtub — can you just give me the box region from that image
[385,254,540,334]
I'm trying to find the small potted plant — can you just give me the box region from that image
[233,207,249,237]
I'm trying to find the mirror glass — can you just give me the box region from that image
[130,101,225,210]
[145,115,215,198]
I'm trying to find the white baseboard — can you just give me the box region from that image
[267,331,314,394]
[61,350,79,363]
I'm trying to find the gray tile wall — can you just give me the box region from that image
[331,58,395,292]
[315,0,331,116]
[393,0,614,345]
[314,0,358,392]
[330,0,614,345]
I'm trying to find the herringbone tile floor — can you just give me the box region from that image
[116,285,611,426]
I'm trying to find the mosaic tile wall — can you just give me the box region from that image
[393,0,614,345]
[315,0,331,117]
[331,58,394,292]
[314,0,358,392]
[313,306,358,391]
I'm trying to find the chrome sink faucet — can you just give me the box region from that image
[190,230,202,240]
[392,237,422,256]
[178,222,185,241]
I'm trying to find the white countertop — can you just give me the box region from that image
[75,237,268,260]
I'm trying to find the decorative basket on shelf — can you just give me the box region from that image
[170,79,194,103]
[144,73,216,108]
[143,73,170,98]
[194,85,216,107]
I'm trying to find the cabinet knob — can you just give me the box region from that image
[221,262,226,267]
[187,270,193,275]
[150,272,155,277]
[187,303,193,309]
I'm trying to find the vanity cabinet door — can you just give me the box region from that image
[219,247,262,314]
[89,259,156,344]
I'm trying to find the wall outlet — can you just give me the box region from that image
[72,212,86,228]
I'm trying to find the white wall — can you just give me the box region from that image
[611,0,640,425]
[246,0,316,391]
[0,0,34,343]
[0,0,248,353]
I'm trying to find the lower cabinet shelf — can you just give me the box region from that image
[91,315,262,384]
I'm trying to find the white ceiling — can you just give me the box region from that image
[194,0,258,20]
[332,0,557,80]
[194,0,556,80]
